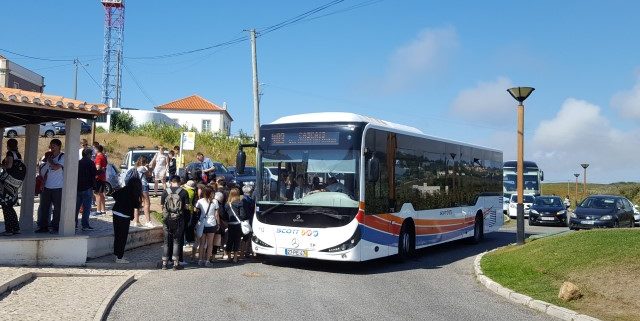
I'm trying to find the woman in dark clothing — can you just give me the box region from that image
[224,188,245,263]
[1,139,22,236]
[111,177,143,263]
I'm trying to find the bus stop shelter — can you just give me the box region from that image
[0,87,107,237]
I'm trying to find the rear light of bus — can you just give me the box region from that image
[320,227,361,253]
[252,234,273,248]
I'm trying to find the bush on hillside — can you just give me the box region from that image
[110,111,135,133]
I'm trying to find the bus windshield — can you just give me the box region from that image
[503,174,539,192]
[260,148,359,208]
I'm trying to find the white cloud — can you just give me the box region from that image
[382,26,459,92]
[611,78,640,119]
[530,98,640,183]
[450,77,515,124]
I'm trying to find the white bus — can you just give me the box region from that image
[248,112,503,262]
[502,161,543,198]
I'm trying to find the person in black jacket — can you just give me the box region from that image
[76,148,96,230]
[111,177,143,263]
[224,187,245,263]
[161,175,189,270]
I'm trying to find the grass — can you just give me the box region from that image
[481,229,640,321]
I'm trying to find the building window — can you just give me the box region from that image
[202,119,211,132]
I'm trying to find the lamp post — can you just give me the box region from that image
[573,173,580,206]
[507,86,535,245]
[580,163,589,199]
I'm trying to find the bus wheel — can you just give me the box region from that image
[471,214,484,244]
[397,221,415,261]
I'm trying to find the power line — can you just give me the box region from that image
[79,61,102,89]
[123,63,157,106]
[258,0,345,36]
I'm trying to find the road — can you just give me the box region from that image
[107,222,565,321]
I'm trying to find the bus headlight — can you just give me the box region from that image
[320,227,361,253]
[252,234,273,248]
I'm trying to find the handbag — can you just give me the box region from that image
[35,168,48,195]
[230,205,252,235]
[195,202,213,238]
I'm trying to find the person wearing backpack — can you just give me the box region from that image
[36,139,65,234]
[161,175,189,270]
[111,177,143,263]
[0,139,24,236]
[224,188,245,263]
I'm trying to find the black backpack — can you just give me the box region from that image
[163,187,183,223]
[6,151,26,181]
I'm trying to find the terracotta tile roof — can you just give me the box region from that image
[155,95,223,111]
[0,87,107,114]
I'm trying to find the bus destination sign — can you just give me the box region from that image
[271,131,340,146]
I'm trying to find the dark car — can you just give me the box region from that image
[228,166,257,186]
[53,121,92,135]
[529,196,567,226]
[183,161,234,183]
[569,195,636,230]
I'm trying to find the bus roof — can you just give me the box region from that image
[270,112,424,135]
[503,160,539,169]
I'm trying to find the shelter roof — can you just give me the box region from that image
[0,87,107,127]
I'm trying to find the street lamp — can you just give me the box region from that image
[507,86,535,245]
[580,163,589,199]
[573,173,580,206]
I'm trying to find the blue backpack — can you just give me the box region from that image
[124,167,139,183]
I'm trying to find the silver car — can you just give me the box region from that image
[105,163,121,195]
[4,123,56,138]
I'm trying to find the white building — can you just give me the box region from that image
[94,107,178,131]
[155,95,232,135]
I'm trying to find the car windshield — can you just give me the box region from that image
[580,197,617,209]
[535,197,562,206]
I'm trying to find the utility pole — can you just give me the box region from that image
[250,29,260,143]
[73,58,79,99]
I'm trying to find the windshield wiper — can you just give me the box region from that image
[259,202,286,216]
[301,208,350,220]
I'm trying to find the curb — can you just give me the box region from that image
[0,272,34,295]
[84,261,159,270]
[93,274,135,321]
[474,251,601,321]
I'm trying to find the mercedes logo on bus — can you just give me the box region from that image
[291,238,300,248]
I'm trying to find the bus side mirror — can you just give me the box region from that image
[367,157,380,182]
[541,171,544,182]
[236,149,246,175]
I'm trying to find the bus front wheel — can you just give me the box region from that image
[397,221,415,261]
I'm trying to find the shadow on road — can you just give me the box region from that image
[260,230,532,275]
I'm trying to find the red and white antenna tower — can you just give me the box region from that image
[100,0,125,109]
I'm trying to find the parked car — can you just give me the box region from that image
[631,202,640,227]
[4,123,56,138]
[53,120,92,135]
[569,195,636,230]
[508,194,535,218]
[182,161,233,183]
[118,148,168,188]
[503,195,510,214]
[105,163,121,195]
[528,195,567,226]
[227,166,257,186]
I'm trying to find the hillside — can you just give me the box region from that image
[542,182,640,207]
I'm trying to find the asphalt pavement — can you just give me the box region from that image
[107,222,565,321]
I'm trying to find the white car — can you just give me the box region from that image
[4,123,56,138]
[508,194,535,218]
[118,148,168,187]
[632,203,640,227]
[503,196,510,214]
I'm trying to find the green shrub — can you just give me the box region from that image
[110,111,135,133]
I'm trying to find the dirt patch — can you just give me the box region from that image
[566,265,640,321]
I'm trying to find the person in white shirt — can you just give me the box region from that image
[195,186,220,267]
[150,146,168,198]
[325,176,347,193]
[36,139,65,234]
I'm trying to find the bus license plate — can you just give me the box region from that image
[285,249,307,257]
[581,220,595,225]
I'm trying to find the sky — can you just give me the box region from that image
[2,0,640,183]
